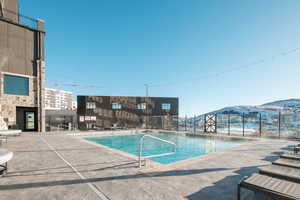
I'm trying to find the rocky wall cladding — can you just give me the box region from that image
[0,73,38,125]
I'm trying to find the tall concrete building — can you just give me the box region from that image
[45,88,73,111]
[0,0,45,131]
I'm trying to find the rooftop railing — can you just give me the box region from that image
[0,8,39,30]
[179,112,300,139]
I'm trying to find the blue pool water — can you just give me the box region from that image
[85,133,243,164]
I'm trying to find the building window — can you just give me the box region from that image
[137,103,146,110]
[4,75,29,95]
[87,123,95,129]
[86,102,96,109]
[162,103,171,110]
[112,103,122,110]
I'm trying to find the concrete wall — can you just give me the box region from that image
[1,0,19,22]
[0,20,37,76]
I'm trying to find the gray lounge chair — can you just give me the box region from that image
[0,130,21,137]
[281,153,300,161]
[273,158,300,169]
[294,146,300,154]
[238,173,300,200]
[259,164,300,183]
[0,149,13,175]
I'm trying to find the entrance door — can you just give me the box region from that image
[16,107,38,131]
[25,112,35,131]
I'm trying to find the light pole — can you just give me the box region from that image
[144,84,149,97]
[144,84,149,129]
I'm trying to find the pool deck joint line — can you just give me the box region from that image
[39,136,111,200]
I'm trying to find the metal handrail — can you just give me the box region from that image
[139,134,176,168]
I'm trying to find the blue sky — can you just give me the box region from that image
[21,0,300,116]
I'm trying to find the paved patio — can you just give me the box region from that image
[0,132,298,200]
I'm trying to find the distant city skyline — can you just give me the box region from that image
[21,0,300,116]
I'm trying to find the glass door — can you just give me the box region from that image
[25,112,35,130]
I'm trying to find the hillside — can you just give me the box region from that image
[181,99,300,122]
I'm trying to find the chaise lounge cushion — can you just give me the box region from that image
[240,173,300,199]
[259,164,300,183]
[273,158,300,169]
[0,130,21,137]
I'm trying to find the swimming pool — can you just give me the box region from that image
[85,132,244,164]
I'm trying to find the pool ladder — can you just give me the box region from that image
[139,134,177,168]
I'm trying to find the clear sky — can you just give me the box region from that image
[21,0,300,117]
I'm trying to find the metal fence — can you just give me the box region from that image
[1,8,38,30]
[178,112,300,139]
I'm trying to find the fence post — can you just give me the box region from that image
[228,114,231,136]
[242,113,245,137]
[193,115,196,134]
[259,113,262,137]
[204,114,207,133]
[215,114,218,134]
[185,115,187,131]
[278,111,281,139]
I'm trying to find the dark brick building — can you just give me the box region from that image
[77,96,179,130]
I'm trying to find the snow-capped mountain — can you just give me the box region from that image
[262,99,300,109]
[185,99,300,122]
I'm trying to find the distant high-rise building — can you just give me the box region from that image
[45,88,73,111]
[72,101,77,111]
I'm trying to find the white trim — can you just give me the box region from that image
[1,72,36,79]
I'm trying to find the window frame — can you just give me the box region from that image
[112,103,122,110]
[86,102,96,109]
[136,103,146,110]
[4,74,29,96]
[161,103,171,110]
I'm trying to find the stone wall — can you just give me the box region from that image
[0,105,7,130]
[0,72,38,127]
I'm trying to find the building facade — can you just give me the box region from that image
[72,101,77,111]
[45,88,72,111]
[77,96,179,130]
[0,0,45,131]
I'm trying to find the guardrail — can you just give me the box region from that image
[0,8,38,30]
[139,134,176,168]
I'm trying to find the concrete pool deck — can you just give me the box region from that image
[0,132,298,200]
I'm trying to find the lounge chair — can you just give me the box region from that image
[238,173,300,200]
[259,164,300,183]
[0,130,21,137]
[294,146,300,154]
[281,153,300,161]
[273,158,300,169]
[0,149,13,175]
[0,130,21,144]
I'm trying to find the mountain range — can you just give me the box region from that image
[184,99,300,122]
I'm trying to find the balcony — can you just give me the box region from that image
[0,8,40,30]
